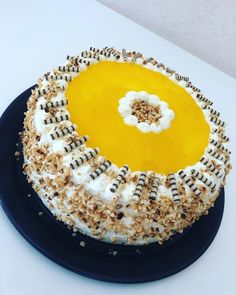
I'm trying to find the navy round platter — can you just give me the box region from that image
[0,86,225,283]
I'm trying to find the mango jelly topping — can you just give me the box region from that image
[66,61,210,175]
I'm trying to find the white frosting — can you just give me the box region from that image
[118,91,175,133]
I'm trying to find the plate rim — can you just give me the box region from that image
[0,86,225,284]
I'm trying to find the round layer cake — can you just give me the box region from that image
[22,47,231,245]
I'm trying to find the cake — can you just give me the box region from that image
[22,47,231,245]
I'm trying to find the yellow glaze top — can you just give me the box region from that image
[66,61,210,174]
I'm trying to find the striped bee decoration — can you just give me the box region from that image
[200,157,223,178]
[76,58,91,66]
[104,47,120,59]
[82,51,100,59]
[132,53,140,62]
[50,124,76,140]
[81,51,89,57]
[149,175,159,200]
[39,98,68,110]
[89,160,112,180]
[36,85,66,97]
[146,57,153,62]
[191,169,216,190]
[89,47,107,56]
[44,114,70,125]
[207,148,227,164]
[187,82,201,92]
[133,173,147,199]
[210,139,230,154]
[220,134,229,142]
[89,47,101,53]
[64,135,89,153]
[144,57,155,64]
[66,55,77,64]
[211,127,220,134]
[157,63,166,69]
[211,128,225,138]
[202,105,220,116]
[206,107,220,117]
[70,148,99,169]
[175,74,189,82]
[110,165,129,193]
[100,50,111,57]
[191,85,201,92]
[104,47,115,54]
[195,93,213,105]
[93,54,101,60]
[132,52,142,60]
[66,55,75,61]
[58,66,80,73]
[178,170,201,197]
[45,74,72,82]
[121,49,127,61]
[165,67,176,75]
[50,85,66,92]
[168,174,180,203]
[35,88,47,96]
[210,116,225,127]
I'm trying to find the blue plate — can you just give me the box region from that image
[0,86,225,283]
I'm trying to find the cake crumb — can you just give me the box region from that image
[80,241,86,247]
[109,249,118,256]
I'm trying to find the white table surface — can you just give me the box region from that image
[0,0,235,294]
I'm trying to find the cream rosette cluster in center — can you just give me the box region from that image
[118,91,175,133]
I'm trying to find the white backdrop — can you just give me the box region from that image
[99,0,236,79]
[0,1,235,294]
